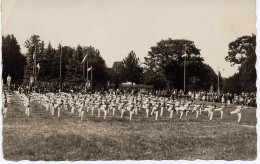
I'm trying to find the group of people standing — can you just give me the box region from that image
[187,91,256,107]
[3,90,247,123]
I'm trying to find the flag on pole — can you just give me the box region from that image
[33,48,36,59]
[182,53,187,57]
[182,44,188,57]
[30,76,34,85]
[87,66,92,72]
[82,54,88,63]
[37,63,40,69]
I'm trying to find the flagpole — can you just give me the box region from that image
[87,57,89,82]
[34,47,37,77]
[91,67,93,91]
[60,43,62,79]
[183,44,187,93]
[33,45,36,78]
[34,45,36,78]
[184,55,186,93]
[33,47,34,77]
[83,55,85,78]
[217,67,220,94]
[38,64,40,75]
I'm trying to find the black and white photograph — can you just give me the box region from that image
[1,0,258,161]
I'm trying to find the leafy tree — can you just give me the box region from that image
[51,43,66,81]
[225,34,256,92]
[109,51,143,88]
[192,63,218,91]
[61,46,74,79]
[109,61,125,88]
[23,35,42,84]
[2,34,26,84]
[40,41,56,80]
[122,51,143,84]
[145,38,217,91]
[83,46,108,89]
[35,41,45,80]
[143,68,168,90]
[223,73,242,94]
[7,34,109,90]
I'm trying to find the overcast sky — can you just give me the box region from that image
[2,0,256,77]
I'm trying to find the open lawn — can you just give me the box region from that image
[2,93,257,161]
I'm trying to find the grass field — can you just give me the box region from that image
[2,93,257,161]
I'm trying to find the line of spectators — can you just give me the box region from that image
[146,89,256,107]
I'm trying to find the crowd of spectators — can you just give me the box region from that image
[187,91,256,107]
[154,89,256,107]
[134,89,256,107]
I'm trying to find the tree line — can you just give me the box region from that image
[2,34,256,93]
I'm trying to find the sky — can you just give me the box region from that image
[1,0,256,78]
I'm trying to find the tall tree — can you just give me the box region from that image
[23,35,42,83]
[122,51,143,84]
[54,43,67,80]
[143,67,168,90]
[40,41,55,80]
[145,38,216,91]
[2,34,26,84]
[223,73,242,94]
[225,34,256,92]
[109,61,125,88]
[36,40,45,80]
[82,46,108,89]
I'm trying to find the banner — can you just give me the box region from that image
[82,54,88,63]
[87,66,92,72]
